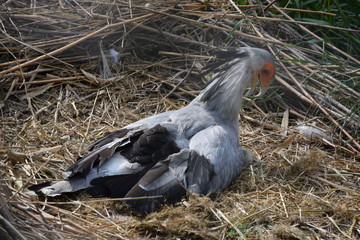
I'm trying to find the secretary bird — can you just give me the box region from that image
[29,47,276,214]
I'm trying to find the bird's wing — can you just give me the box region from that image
[85,110,174,151]
[64,110,176,178]
[123,148,215,214]
[28,122,181,197]
[64,127,141,178]
[65,124,179,179]
[187,125,246,192]
[123,124,244,214]
[86,128,132,151]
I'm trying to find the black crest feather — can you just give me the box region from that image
[200,50,249,102]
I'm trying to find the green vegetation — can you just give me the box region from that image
[277,0,360,58]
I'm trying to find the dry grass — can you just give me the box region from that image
[0,0,359,239]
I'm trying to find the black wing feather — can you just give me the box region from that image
[65,125,179,179]
[87,128,130,151]
[87,164,154,198]
[122,125,179,164]
[124,150,215,214]
[125,160,186,214]
[185,151,215,194]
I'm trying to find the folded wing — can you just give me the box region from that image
[124,149,215,214]
[28,124,180,197]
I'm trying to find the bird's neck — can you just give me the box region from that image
[192,63,251,124]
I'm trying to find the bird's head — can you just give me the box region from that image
[242,47,276,97]
[198,47,276,106]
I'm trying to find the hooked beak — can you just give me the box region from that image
[244,70,259,96]
[254,84,269,97]
[245,71,270,97]
[246,61,274,97]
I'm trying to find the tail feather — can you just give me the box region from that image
[28,177,89,197]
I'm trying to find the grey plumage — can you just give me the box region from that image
[28,47,276,214]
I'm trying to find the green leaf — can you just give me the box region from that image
[296,17,331,26]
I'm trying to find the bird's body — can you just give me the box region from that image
[29,47,275,214]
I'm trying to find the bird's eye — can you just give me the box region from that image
[262,69,270,75]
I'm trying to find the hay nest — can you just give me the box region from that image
[1,1,359,239]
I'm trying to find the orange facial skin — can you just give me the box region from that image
[259,61,275,87]
[251,61,275,89]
